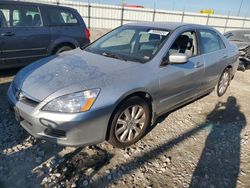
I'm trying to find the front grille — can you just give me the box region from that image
[44,128,66,138]
[21,96,40,107]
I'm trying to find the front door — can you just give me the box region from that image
[0,4,50,68]
[157,30,205,114]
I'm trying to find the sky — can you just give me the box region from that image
[79,0,250,17]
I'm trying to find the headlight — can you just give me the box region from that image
[42,89,100,113]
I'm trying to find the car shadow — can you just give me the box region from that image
[190,96,246,188]
[145,92,211,136]
[40,145,113,187]
[88,96,245,187]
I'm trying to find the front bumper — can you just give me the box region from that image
[7,83,113,147]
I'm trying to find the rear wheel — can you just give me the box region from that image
[107,97,151,148]
[55,46,73,54]
[215,68,231,97]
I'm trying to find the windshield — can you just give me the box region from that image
[85,26,170,63]
[224,31,250,43]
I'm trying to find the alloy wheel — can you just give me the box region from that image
[218,71,230,95]
[115,105,146,143]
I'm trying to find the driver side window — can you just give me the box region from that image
[169,31,198,58]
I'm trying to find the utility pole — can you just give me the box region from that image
[237,0,244,16]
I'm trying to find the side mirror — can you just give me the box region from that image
[169,53,188,64]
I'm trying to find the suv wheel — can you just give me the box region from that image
[55,46,73,54]
[215,68,231,97]
[108,97,151,148]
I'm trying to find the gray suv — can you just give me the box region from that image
[0,1,90,69]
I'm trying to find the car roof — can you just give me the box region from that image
[0,0,74,10]
[125,21,211,31]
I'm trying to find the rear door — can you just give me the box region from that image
[0,4,50,68]
[157,30,205,114]
[198,29,228,90]
[42,6,87,50]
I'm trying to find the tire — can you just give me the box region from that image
[214,68,231,97]
[55,46,73,55]
[107,96,151,148]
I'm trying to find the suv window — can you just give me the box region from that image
[169,31,198,58]
[0,5,42,27]
[12,6,42,27]
[199,30,223,54]
[47,8,78,26]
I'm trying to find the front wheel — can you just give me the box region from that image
[215,68,231,97]
[107,97,151,148]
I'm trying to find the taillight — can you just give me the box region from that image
[84,28,90,41]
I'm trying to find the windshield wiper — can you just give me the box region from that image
[102,52,128,61]
[127,56,145,63]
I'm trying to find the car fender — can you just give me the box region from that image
[47,37,79,55]
[110,87,157,121]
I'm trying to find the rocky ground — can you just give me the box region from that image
[0,29,250,188]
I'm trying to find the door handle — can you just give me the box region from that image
[223,55,228,59]
[195,62,204,68]
[1,32,15,37]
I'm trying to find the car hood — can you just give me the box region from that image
[14,48,138,102]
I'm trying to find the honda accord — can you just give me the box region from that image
[8,22,239,148]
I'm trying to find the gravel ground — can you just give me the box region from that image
[0,29,250,188]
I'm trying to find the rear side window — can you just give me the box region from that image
[199,30,224,54]
[46,8,79,26]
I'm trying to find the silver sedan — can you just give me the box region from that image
[8,22,239,148]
